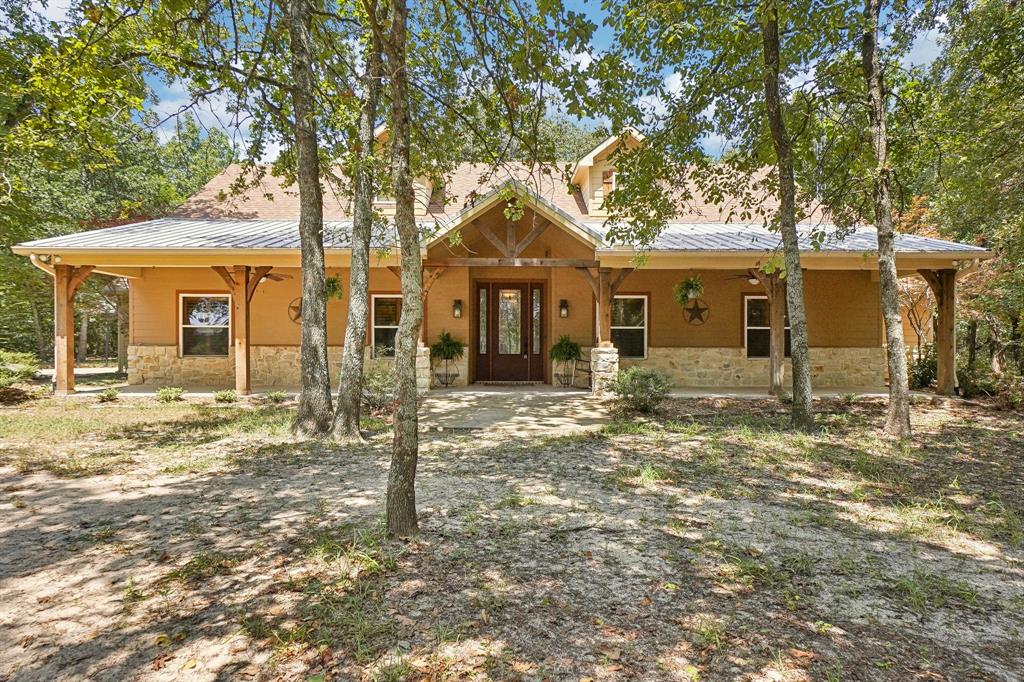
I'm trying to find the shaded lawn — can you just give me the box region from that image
[0,395,1022,681]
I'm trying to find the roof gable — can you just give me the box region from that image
[425,179,604,251]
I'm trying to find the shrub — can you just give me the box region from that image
[213,389,237,404]
[263,390,288,404]
[958,368,998,400]
[607,367,672,413]
[909,345,937,389]
[156,386,185,403]
[98,387,119,403]
[362,364,396,413]
[0,350,39,389]
[994,373,1024,410]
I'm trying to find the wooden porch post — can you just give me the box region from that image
[233,265,251,395]
[213,266,273,395]
[919,268,956,396]
[53,264,94,395]
[598,268,613,346]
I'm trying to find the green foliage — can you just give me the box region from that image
[0,350,38,388]
[548,335,583,363]
[608,367,672,413]
[156,386,185,403]
[673,276,705,306]
[98,387,120,403]
[263,390,289,404]
[325,277,344,301]
[429,330,466,361]
[361,365,396,414]
[213,389,237,404]
[909,346,937,390]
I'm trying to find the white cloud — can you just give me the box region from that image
[151,80,281,162]
[903,26,942,68]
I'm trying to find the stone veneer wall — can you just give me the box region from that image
[620,347,886,388]
[128,344,431,393]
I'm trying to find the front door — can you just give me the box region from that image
[473,282,544,382]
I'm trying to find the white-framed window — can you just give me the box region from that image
[611,295,647,359]
[744,295,790,359]
[179,294,230,357]
[371,295,402,358]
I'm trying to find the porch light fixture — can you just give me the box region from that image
[559,299,569,318]
[452,299,463,318]
[747,275,760,285]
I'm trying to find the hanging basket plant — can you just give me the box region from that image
[429,330,466,387]
[673,275,705,305]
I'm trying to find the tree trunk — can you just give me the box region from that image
[768,275,786,396]
[383,0,422,538]
[117,285,128,374]
[333,39,383,441]
[288,0,333,436]
[966,318,978,370]
[29,299,47,361]
[862,0,911,437]
[759,6,814,431]
[77,314,88,364]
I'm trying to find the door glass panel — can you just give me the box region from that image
[478,288,487,354]
[532,288,541,354]
[497,289,521,355]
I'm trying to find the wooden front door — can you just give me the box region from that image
[473,282,544,382]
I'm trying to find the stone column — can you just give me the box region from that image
[416,342,431,394]
[591,345,619,396]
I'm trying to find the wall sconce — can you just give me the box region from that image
[559,299,569,318]
[452,299,463,318]
[747,275,760,285]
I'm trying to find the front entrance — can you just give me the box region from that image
[473,281,545,382]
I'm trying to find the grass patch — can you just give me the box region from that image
[163,551,245,584]
[610,462,673,488]
[891,567,979,616]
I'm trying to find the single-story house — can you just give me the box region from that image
[14,131,990,396]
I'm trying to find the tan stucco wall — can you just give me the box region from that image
[125,257,885,388]
[615,269,882,349]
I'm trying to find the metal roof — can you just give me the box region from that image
[16,218,402,250]
[588,222,989,254]
[16,216,987,255]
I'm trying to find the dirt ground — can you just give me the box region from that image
[1,395,1022,681]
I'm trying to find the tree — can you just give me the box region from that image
[287,0,334,436]
[333,31,384,441]
[759,1,814,429]
[861,0,911,437]
[590,0,857,430]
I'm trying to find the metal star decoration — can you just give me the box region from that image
[684,298,709,325]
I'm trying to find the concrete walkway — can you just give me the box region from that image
[419,385,610,435]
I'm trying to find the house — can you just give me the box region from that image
[13,131,990,396]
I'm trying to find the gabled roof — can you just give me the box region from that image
[570,127,644,186]
[426,178,604,249]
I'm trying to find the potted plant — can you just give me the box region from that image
[673,275,705,305]
[549,335,583,387]
[430,330,466,387]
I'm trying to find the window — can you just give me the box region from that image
[601,169,616,195]
[744,295,791,359]
[497,289,522,355]
[611,295,647,359]
[180,294,230,357]
[371,295,402,357]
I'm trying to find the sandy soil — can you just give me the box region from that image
[1,396,1022,681]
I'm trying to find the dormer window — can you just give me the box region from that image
[602,169,616,195]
